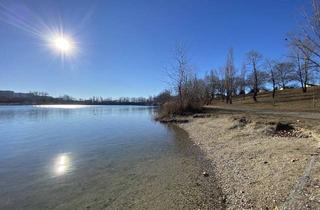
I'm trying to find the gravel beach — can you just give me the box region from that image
[178,112,320,209]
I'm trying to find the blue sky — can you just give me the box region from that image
[0,0,310,98]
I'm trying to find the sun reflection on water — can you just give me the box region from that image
[35,105,89,109]
[53,153,72,176]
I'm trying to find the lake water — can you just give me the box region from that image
[0,105,223,209]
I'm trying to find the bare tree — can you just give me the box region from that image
[291,0,320,69]
[166,44,191,109]
[246,50,263,102]
[205,69,220,104]
[238,63,247,101]
[217,68,226,102]
[224,48,235,104]
[274,61,295,89]
[154,90,172,105]
[265,59,277,104]
[290,40,314,92]
[187,75,208,105]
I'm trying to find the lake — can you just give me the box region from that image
[0,105,223,209]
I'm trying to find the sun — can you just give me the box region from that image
[49,34,75,55]
[53,36,72,52]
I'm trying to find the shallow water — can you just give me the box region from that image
[0,105,222,209]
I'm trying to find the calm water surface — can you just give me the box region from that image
[0,105,222,209]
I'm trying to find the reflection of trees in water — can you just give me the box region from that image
[93,105,156,117]
[0,107,50,121]
[0,105,157,121]
[28,109,50,120]
[0,107,73,121]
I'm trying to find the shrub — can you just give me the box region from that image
[156,99,203,119]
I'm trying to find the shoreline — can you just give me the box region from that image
[169,125,227,209]
[174,111,320,209]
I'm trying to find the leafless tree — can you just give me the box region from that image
[154,90,172,105]
[265,59,277,104]
[289,40,314,92]
[224,48,235,104]
[238,63,247,101]
[291,0,320,69]
[217,68,226,101]
[166,44,191,109]
[273,61,295,89]
[187,75,208,105]
[204,69,220,103]
[246,50,263,102]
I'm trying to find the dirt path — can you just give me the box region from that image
[205,105,320,120]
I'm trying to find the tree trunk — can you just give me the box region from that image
[242,91,245,103]
[253,62,258,102]
[271,70,276,105]
[303,60,308,93]
[272,89,276,105]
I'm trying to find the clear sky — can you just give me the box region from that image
[0,0,310,99]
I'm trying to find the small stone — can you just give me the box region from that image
[291,159,298,162]
[202,171,209,177]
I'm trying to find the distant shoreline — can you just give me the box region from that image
[0,90,155,106]
[0,103,157,106]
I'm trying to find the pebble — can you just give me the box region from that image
[202,171,209,177]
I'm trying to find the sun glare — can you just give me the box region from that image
[53,153,72,176]
[54,36,72,51]
[49,34,75,56]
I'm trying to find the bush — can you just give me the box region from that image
[156,100,203,119]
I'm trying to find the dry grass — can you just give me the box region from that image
[156,100,203,120]
[214,87,320,112]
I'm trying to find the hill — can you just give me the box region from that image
[212,87,320,112]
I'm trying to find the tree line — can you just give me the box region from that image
[0,90,155,105]
[154,0,320,115]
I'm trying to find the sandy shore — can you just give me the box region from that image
[177,112,320,209]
